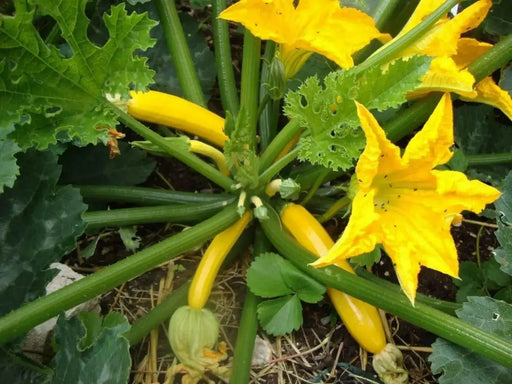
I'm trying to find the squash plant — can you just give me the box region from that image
[1,0,512,383]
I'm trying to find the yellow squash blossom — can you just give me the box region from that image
[219,0,390,77]
[394,0,512,120]
[312,94,501,303]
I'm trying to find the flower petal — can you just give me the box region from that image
[408,57,476,99]
[403,93,454,168]
[355,102,402,190]
[452,38,492,69]
[460,77,512,121]
[313,189,380,266]
[400,0,446,35]
[399,0,492,58]
[381,202,459,303]
[220,0,389,69]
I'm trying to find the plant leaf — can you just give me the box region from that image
[483,0,512,35]
[280,265,326,304]
[0,125,21,193]
[119,227,141,252]
[494,172,512,276]
[51,312,131,384]
[284,55,431,170]
[0,0,156,149]
[429,297,512,384]
[247,253,293,298]
[0,150,87,316]
[257,295,303,336]
[58,142,156,186]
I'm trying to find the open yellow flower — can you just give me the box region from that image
[395,0,512,120]
[219,0,390,77]
[312,94,501,303]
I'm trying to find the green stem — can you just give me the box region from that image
[318,196,351,223]
[258,146,300,187]
[212,0,240,117]
[384,94,441,142]
[469,34,512,83]
[83,199,235,229]
[300,168,330,206]
[356,0,463,74]
[356,269,461,315]
[155,0,206,106]
[259,41,279,150]
[240,30,261,147]
[115,108,234,190]
[125,283,190,346]
[467,153,512,166]
[78,185,230,206]
[0,205,240,344]
[259,119,302,170]
[260,209,512,368]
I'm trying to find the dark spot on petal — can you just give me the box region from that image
[384,175,388,179]
[414,188,418,191]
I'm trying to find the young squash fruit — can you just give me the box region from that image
[128,90,228,147]
[280,203,407,384]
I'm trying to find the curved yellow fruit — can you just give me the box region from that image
[188,211,252,309]
[281,203,387,354]
[128,90,228,147]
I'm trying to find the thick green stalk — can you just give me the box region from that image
[260,209,512,368]
[115,108,234,190]
[230,227,266,384]
[259,41,279,150]
[83,199,235,229]
[155,0,205,106]
[357,0,462,74]
[0,205,240,344]
[258,146,300,186]
[469,34,512,83]
[240,30,261,147]
[467,153,512,167]
[78,185,230,206]
[212,0,240,116]
[259,119,302,170]
[125,283,190,346]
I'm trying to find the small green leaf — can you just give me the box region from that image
[52,312,131,384]
[257,295,303,336]
[247,253,294,298]
[350,246,381,268]
[494,172,512,276]
[280,266,326,304]
[499,65,512,96]
[59,142,156,186]
[0,125,21,194]
[284,55,431,170]
[0,150,87,316]
[429,297,512,384]
[119,227,141,252]
[0,1,156,149]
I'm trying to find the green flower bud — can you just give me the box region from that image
[266,56,287,100]
[278,178,301,200]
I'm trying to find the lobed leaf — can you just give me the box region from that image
[51,312,131,384]
[0,0,156,149]
[0,125,20,193]
[429,297,512,384]
[256,295,303,336]
[0,150,87,317]
[284,55,431,170]
[494,172,512,276]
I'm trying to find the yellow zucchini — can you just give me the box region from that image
[188,211,252,309]
[281,203,387,354]
[128,90,228,147]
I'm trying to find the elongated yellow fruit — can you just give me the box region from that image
[128,90,228,147]
[281,204,387,354]
[189,140,231,176]
[188,211,252,309]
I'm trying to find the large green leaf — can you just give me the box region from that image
[284,55,431,170]
[0,150,87,316]
[51,312,131,384]
[0,125,20,193]
[58,142,155,186]
[0,0,156,149]
[483,0,512,35]
[429,297,512,384]
[494,172,512,276]
[0,351,51,384]
[257,295,303,336]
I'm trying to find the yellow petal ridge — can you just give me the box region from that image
[460,77,512,121]
[452,38,492,69]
